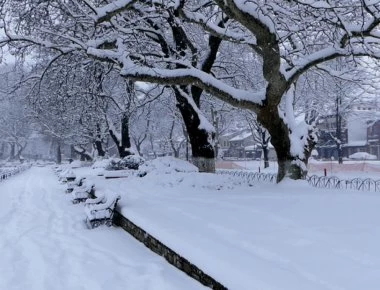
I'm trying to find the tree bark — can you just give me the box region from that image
[94,123,106,157]
[56,143,62,164]
[73,146,93,161]
[258,106,307,182]
[262,130,270,169]
[94,140,106,157]
[109,113,133,158]
[175,90,215,172]
[262,145,269,169]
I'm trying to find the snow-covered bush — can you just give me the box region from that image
[105,159,123,171]
[138,156,198,177]
[105,156,145,171]
[119,155,145,170]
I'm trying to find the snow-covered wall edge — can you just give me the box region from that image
[113,211,228,290]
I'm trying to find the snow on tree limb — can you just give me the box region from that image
[95,0,137,23]
[117,61,266,110]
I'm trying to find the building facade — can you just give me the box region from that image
[316,106,380,160]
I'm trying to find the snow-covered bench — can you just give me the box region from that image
[71,181,95,204]
[58,168,76,183]
[84,192,120,229]
[66,176,86,193]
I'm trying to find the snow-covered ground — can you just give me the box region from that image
[68,158,380,290]
[0,167,206,290]
[3,161,380,290]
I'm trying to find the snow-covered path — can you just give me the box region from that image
[0,167,205,290]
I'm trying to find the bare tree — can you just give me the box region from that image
[242,110,271,168]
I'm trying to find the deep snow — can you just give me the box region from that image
[69,158,380,290]
[2,161,380,290]
[0,167,206,290]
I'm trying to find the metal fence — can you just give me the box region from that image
[217,170,380,192]
[0,165,31,182]
[217,169,277,184]
[307,175,380,192]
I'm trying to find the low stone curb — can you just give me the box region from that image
[113,211,228,290]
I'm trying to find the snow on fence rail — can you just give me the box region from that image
[307,175,380,192]
[217,170,380,192]
[216,169,277,183]
[0,164,31,182]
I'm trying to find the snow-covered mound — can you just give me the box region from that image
[142,171,254,190]
[92,158,113,169]
[120,155,145,170]
[103,169,133,179]
[349,152,377,160]
[69,160,84,168]
[139,156,198,175]
[105,155,145,171]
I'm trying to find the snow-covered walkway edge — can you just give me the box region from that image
[113,212,227,289]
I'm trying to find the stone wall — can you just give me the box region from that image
[113,211,228,290]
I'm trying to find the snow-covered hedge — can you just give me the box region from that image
[138,156,198,176]
[120,155,145,170]
[105,155,145,171]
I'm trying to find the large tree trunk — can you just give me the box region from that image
[165,15,220,172]
[258,107,307,182]
[109,113,133,158]
[175,90,215,172]
[120,113,132,157]
[94,140,106,157]
[94,123,106,157]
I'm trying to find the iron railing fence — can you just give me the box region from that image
[307,175,380,192]
[217,170,380,192]
[217,169,277,184]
